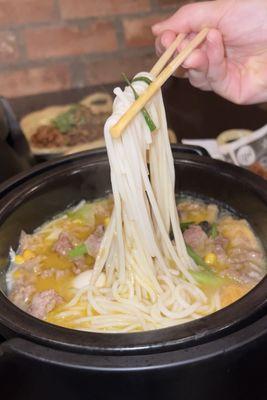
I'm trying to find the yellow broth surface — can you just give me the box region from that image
[7,197,266,331]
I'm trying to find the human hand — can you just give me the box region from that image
[152,0,267,104]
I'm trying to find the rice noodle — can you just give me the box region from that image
[74,72,218,332]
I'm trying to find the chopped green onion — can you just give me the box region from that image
[187,244,224,287]
[52,104,80,134]
[122,73,157,133]
[132,76,152,85]
[209,223,218,239]
[186,244,208,268]
[190,270,223,286]
[140,108,157,132]
[68,243,87,258]
[67,204,95,226]
[180,221,194,232]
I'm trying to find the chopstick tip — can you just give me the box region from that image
[110,123,121,138]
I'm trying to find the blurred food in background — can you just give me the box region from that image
[20,93,112,157]
[20,91,177,158]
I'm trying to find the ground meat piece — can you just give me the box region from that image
[72,257,88,275]
[10,284,36,310]
[28,289,63,319]
[230,234,255,250]
[183,225,208,252]
[222,263,264,284]
[30,105,107,149]
[65,125,104,146]
[211,236,229,263]
[222,248,265,284]
[21,255,44,273]
[57,105,106,147]
[55,269,68,279]
[217,217,265,284]
[69,106,105,135]
[182,215,265,286]
[66,130,92,146]
[227,247,263,267]
[85,225,104,257]
[40,268,55,279]
[31,125,66,148]
[213,236,228,251]
[53,232,73,256]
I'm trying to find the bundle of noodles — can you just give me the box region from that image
[69,72,221,332]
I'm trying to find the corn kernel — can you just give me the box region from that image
[104,217,110,227]
[73,219,83,224]
[204,253,217,265]
[15,255,24,264]
[23,249,35,260]
[13,269,23,279]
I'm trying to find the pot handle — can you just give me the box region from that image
[172,143,210,157]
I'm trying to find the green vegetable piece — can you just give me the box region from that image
[186,244,224,287]
[180,221,194,232]
[68,243,87,258]
[52,105,80,134]
[191,270,223,287]
[67,203,95,223]
[122,73,157,132]
[187,244,224,287]
[141,108,157,132]
[186,244,208,268]
[132,76,152,85]
[209,223,218,239]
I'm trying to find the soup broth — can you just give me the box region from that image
[6,196,266,332]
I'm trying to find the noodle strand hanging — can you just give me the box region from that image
[84,72,218,332]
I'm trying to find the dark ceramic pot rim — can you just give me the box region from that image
[0,145,266,356]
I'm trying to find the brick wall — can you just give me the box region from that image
[0,0,192,98]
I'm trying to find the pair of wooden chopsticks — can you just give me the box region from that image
[110,28,209,138]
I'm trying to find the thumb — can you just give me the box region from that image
[152,1,220,35]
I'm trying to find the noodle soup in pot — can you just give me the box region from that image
[5,72,267,334]
[6,195,266,332]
